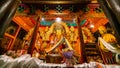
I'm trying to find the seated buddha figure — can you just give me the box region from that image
[52,23,65,43]
[69,26,78,42]
[50,29,63,53]
[49,23,66,53]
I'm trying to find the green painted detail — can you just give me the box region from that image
[40,21,52,26]
[40,21,77,26]
[68,5,74,12]
[44,5,49,12]
[56,5,63,13]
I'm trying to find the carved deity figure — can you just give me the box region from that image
[40,26,51,41]
[69,26,78,42]
[82,27,95,43]
[39,27,52,51]
[51,23,65,44]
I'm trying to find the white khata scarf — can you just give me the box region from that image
[98,37,120,64]
[98,37,120,53]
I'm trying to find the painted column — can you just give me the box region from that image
[97,0,120,44]
[0,0,20,38]
[27,17,40,55]
[76,16,86,63]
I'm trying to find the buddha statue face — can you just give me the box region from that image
[53,23,65,36]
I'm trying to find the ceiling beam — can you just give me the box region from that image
[21,0,91,4]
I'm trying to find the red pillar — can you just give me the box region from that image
[76,16,86,63]
[27,17,40,55]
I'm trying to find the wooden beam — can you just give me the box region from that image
[21,0,91,4]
